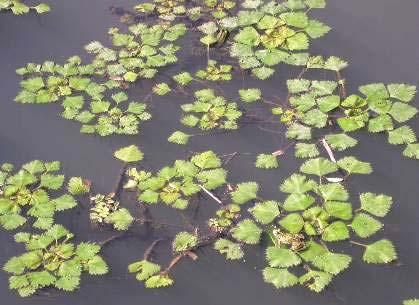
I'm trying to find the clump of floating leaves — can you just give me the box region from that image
[4,0,419,302]
[0,0,50,15]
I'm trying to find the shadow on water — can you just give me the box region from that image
[0,1,418,305]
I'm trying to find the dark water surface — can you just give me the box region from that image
[1,1,419,305]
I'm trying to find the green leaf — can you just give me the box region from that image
[337,156,372,174]
[279,213,304,233]
[321,221,349,242]
[324,201,352,220]
[231,219,262,244]
[337,117,365,132]
[368,114,394,133]
[362,239,397,264]
[0,214,27,230]
[283,193,315,211]
[300,157,338,176]
[191,151,221,169]
[359,192,393,217]
[305,0,326,8]
[231,182,259,204]
[21,77,44,92]
[359,83,389,100]
[287,79,311,93]
[114,145,144,163]
[280,174,316,194]
[129,260,161,281]
[67,177,90,195]
[54,276,80,291]
[249,201,280,224]
[263,267,298,288]
[53,194,77,211]
[266,247,302,268]
[351,213,383,238]
[86,255,108,275]
[168,131,191,145]
[173,232,198,252]
[298,240,327,262]
[295,143,319,158]
[389,102,418,123]
[299,270,333,292]
[312,252,352,275]
[388,126,417,145]
[318,183,349,201]
[325,133,358,151]
[173,72,193,86]
[404,300,419,305]
[323,56,348,71]
[234,26,260,46]
[152,83,171,96]
[255,154,278,169]
[252,67,275,80]
[305,20,331,38]
[403,143,419,159]
[75,242,101,260]
[239,88,261,103]
[40,174,65,190]
[28,270,55,288]
[286,123,312,140]
[145,274,174,288]
[387,84,416,103]
[22,160,45,174]
[281,12,309,28]
[105,208,134,230]
[214,239,244,260]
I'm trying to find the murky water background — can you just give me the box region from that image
[0,1,419,304]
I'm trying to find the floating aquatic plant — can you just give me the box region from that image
[0,0,50,15]
[15,57,152,136]
[201,0,331,79]
[3,224,107,297]
[168,88,242,144]
[85,22,186,82]
[124,150,227,209]
[0,161,78,231]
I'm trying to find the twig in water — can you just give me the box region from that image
[199,184,223,205]
[144,239,164,260]
[321,138,336,163]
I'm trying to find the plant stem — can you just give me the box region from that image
[143,239,164,260]
[350,241,368,247]
[111,163,127,198]
[198,184,223,205]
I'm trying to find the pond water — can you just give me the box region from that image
[0,0,419,304]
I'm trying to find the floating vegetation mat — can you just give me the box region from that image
[2,0,419,304]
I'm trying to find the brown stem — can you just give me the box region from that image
[143,239,164,260]
[111,164,127,198]
[99,232,127,246]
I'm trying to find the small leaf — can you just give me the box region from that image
[324,201,352,220]
[255,154,278,169]
[67,177,90,195]
[337,156,372,174]
[105,208,134,230]
[362,239,397,264]
[168,131,191,145]
[173,232,198,252]
[360,193,393,217]
[351,213,383,238]
[403,143,419,159]
[312,252,352,275]
[299,270,333,292]
[325,133,358,151]
[239,88,261,103]
[263,267,298,289]
[300,157,338,176]
[279,213,304,233]
[114,145,144,163]
[283,193,315,211]
[280,174,316,194]
[214,239,244,260]
[53,194,77,211]
[387,84,416,103]
[321,221,349,242]
[231,219,262,244]
[87,255,108,275]
[295,143,319,158]
[231,182,259,204]
[388,126,416,145]
[266,247,302,268]
[389,102,418,123]
[40,174,65,190]
[249,201,280,224]
[145,274,174,288]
